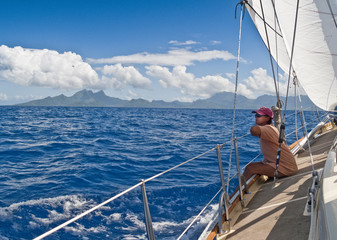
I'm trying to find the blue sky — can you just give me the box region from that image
[0,0,287,105]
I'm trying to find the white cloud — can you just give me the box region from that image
[125,90,139,100]
[87,48,235,66]
[0,94,45,105]
[169,40,199,46]
[237,83,255,99]
[174,96,194,103]
[210,40,221,45]
[14,95,42,101]
[243,68,290,97]
[0,45,100,90]
[100,63,151,89]
[226,73,236,79]
[146,65,240,99]
[0,45,288,101]
[128,90,138,98]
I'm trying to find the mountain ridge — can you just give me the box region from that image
[16,89,315,110]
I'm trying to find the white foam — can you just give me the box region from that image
[122,213,145,231]
[0,194,104,235]
[107,213,122,222]
[0,194,219,239]
[29,221,40,229]
[1,195,90,213]
[151,203,219,239]
[122,233,146,240]
[64,222,107,235]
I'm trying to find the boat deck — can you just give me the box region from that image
[226,127,337,240]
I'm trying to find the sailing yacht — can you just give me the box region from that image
[32,1,336,239]
[201,0,337,239]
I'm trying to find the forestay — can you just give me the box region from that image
[246,0,337,111]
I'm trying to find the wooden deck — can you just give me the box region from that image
[224,127,337,240]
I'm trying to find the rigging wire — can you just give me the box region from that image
[227,1,245,194]
[315,106,321,122]
[270,0,284,131]
[274,0,300,180]
[259,0,285,181]
[244,1,282,38]
[271,0,280,93]
[259,0,280,103]
[295,79,315,173]
[235,0,246,19]
[326,0,337,28]
[296,84,307,137]
[282,0,300,122]
[294,80,300,143]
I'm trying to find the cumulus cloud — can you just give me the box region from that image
[100,63,151,89]
[87,49,235,66]
[0,45,100,89]
[0,45,286,101]
[145,65,247,98]
[237,83,255,99]
[244,68,290,97]
[169,40,199,46]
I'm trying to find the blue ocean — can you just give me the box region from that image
[0,106,320,240]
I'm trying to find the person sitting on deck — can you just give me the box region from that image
[242,107,298,181]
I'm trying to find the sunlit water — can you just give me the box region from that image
[0,106,320,239]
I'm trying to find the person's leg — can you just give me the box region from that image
[243,162,285,180]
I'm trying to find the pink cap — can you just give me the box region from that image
[252,107,273,119]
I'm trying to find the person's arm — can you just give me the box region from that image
[250,126,261,137]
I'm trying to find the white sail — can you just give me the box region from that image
[246,0,291,75]
[246,0,337,111]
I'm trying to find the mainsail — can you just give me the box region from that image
[246,0,337,111]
